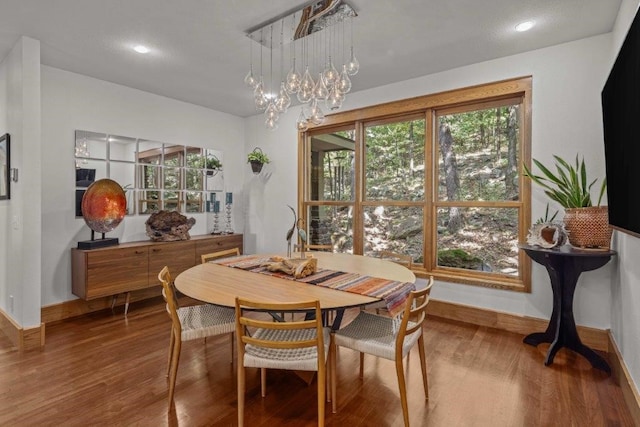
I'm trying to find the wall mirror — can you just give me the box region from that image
[74,130,224,217]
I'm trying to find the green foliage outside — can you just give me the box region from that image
[312,103,521,276]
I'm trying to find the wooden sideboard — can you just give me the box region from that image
[71,234,243,307]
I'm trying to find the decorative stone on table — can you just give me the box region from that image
[145,210,196,241]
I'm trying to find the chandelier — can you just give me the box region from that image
[244,0,359,131]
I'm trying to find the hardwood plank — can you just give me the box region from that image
[0,299,634,426]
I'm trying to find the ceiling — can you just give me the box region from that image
[0,0,622,118]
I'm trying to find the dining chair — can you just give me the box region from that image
[235,297,332,427]
[331,276,434,426]
[295,243,334,252]
[201,247,241,264]
[157,266,236,409]
[377,250,413,269]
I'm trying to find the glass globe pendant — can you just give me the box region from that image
[337,64,352,93]
[265,102,279,121]
[300,66,315,94]
[309,99,325,125]
[265,116,278,131]
[326,87,344,111]
[313,73,329,100]
[244,70,258,89]
[274,82,291,112]
[296,109,309,131]
[346,46,359,76]
[323,57,339,89]
[285,58,301,94]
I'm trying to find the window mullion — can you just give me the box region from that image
[425,109,435,271]
[353,120,365,255]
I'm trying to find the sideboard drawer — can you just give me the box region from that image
[84,247,149,299]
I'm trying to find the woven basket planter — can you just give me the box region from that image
[563,206,612,249]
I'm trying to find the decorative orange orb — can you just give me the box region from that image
[81,178,126,233]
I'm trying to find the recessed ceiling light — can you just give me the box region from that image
[133,45,150,54]
[515,21,535,32]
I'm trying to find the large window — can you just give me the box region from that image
[299,77,532,291]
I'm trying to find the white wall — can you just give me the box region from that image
[0,37,42,328]
[40,66,245,306]
[609,0,640,397]
[245,33,615,329]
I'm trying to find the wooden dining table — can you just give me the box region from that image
[174,251,416,315]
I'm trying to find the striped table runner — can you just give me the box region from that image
[215,255,415,317]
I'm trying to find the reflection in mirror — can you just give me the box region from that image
[205,149,224,191]
[77,159,107,185]
[110,161,136,214]
[75,130,107,160]
[186,191,203,213]
[163,191,181,211]
[138,140,164,162]
[163,144,185,167]
[164,167,180,190]
[139,190,160,214]
[75,131,223,216]
[186,147,204,168]
[109,135,137,162]
[185,168,203,191]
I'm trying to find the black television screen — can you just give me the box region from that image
[601,6,640,238]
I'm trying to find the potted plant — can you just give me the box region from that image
[205,156,222,176]
[523,155,611,248]
[247,147,270,174]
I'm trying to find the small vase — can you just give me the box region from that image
[563,206,612,249]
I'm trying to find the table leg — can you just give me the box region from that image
[524,254,610,373]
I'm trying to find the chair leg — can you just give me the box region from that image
[317,353,326,427]
[167,339,181,410]
[417,335,429,400]
[237,364,246,427]
[166,329,175,377]
[260,368,267,397]
[124,292,131,315]
[230,332,234,364]
[395,356,410,427]
[326,353,331,403]
[359,352,364,379]
[331,334,337,414]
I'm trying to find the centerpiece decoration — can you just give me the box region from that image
[261,256,318,279]
[523,155,611,249]
[78,178,126,249]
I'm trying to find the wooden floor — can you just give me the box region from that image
[0,298,634,426]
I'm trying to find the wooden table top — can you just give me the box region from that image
[175,252,416,310]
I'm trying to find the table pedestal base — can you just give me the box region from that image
[523,331,610,373]
[521,245,614,374]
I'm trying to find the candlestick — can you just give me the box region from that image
[213,200,220,213]
[224,202,234,234]
[211,211,221,234]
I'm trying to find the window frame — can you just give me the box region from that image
[298,77,532,292]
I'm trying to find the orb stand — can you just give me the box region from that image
[77,230,119,249]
